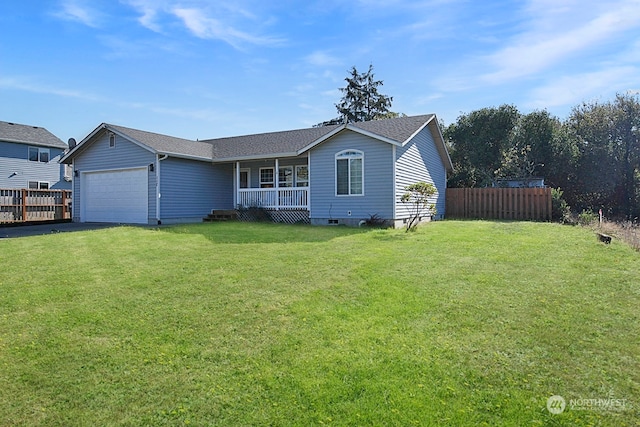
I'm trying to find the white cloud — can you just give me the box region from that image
[0,76,103,102]
[171,7,284,49]
[305,51,342,67]
[481,0,640,83]
[54,0,102,27]
[526,66,639,109]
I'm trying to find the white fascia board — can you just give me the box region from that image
[427,116,453,171]
[59,123,159,163]
[345,124,403,146]
[399,117,432,147]
[156,151,213,162]
[211,152,300,163]
[296,125,347,154]
[107,127,157,155]
[59,123,107,163]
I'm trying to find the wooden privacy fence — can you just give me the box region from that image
[446,187,552,221]
[0,188,72,224]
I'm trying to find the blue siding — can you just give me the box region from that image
[395,125,447,219]
[72,130,156,221]
[0,141,71,190]
[309,130,394,224]
[237,157,308,188]
[160,158,233,219]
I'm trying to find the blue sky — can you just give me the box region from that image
[1,0,639,142]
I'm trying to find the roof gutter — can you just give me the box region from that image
[211,151,301,163]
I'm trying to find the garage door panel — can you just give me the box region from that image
[83,168,148,224]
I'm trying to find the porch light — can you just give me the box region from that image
[149,163,154,172]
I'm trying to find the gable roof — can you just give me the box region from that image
[205,114,439,161]
[107,124,214,160]
[0,120,67,149]
[204,124,342,159]
[61,115,453,171]
[61,123,214,163]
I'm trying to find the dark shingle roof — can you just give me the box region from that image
[107,124,214,159]
[62,114,450,170]
[204,125,342,159]
[204,114,436,160]
[350,114,435,143]
[0,121,67,149]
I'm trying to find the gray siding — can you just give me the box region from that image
[72,131,156,221]
[309,130,394,223]
[0,141,71,190]
[395,126,447,220]
[159,158,233,219]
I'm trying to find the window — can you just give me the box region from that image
[109,133,116,148]
[260,168,274,188]
[28,181,49,189]
[279,166,293,187]
[336,150,363,196]
[295,165,309,187]
[28,147,49,162]
[64,164,73,181]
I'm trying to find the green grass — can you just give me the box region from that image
[0,221,638,426]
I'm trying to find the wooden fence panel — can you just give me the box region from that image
[0,188,72,224]
[446,188,551,221]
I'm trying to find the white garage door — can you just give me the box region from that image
[83,168,149,224]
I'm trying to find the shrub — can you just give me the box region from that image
[577,209,598,226]
[551,188,572,223]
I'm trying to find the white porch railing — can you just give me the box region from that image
[238,187,309,210]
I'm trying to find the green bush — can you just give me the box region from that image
[551,187,571,222]
[578,208,598,226]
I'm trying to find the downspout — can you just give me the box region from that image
[156,154,168,224]
[274,158,279,210]
[235,161,240,208]
[392,145,397,224]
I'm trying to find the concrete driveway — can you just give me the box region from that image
[0,222,120,238]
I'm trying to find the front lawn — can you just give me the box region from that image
[0,221,638,426]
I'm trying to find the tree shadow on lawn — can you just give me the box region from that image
[158,221,370,244]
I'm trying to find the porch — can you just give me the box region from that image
[234,159,309,210]
[237,187,309,210]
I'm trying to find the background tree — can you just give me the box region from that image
[567,93,640,217]
[444,105,520,187]
[316,64,394,126]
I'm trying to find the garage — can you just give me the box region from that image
[82,168,149,224]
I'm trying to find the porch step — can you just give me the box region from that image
[203,210,238,222]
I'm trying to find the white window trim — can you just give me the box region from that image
[295,165,309,187]
[109,133,116,148]
[279,165,293,188]
[28,146,50,163]
[335,149,364,196]
[259,167,274,188]
[28,181,50,189]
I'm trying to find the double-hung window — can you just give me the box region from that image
[28,147,50,163]
[279,166,293,187]
[28,181,49,189]
[336,150,363,196]
[295,165,309,187]
[260,168,274,188]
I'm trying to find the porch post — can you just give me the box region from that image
[235,161,240,208]
[274,158,279,210]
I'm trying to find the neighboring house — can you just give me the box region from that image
[60,114,453,226]
[492,177,545,188]
[0,120,72,190]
